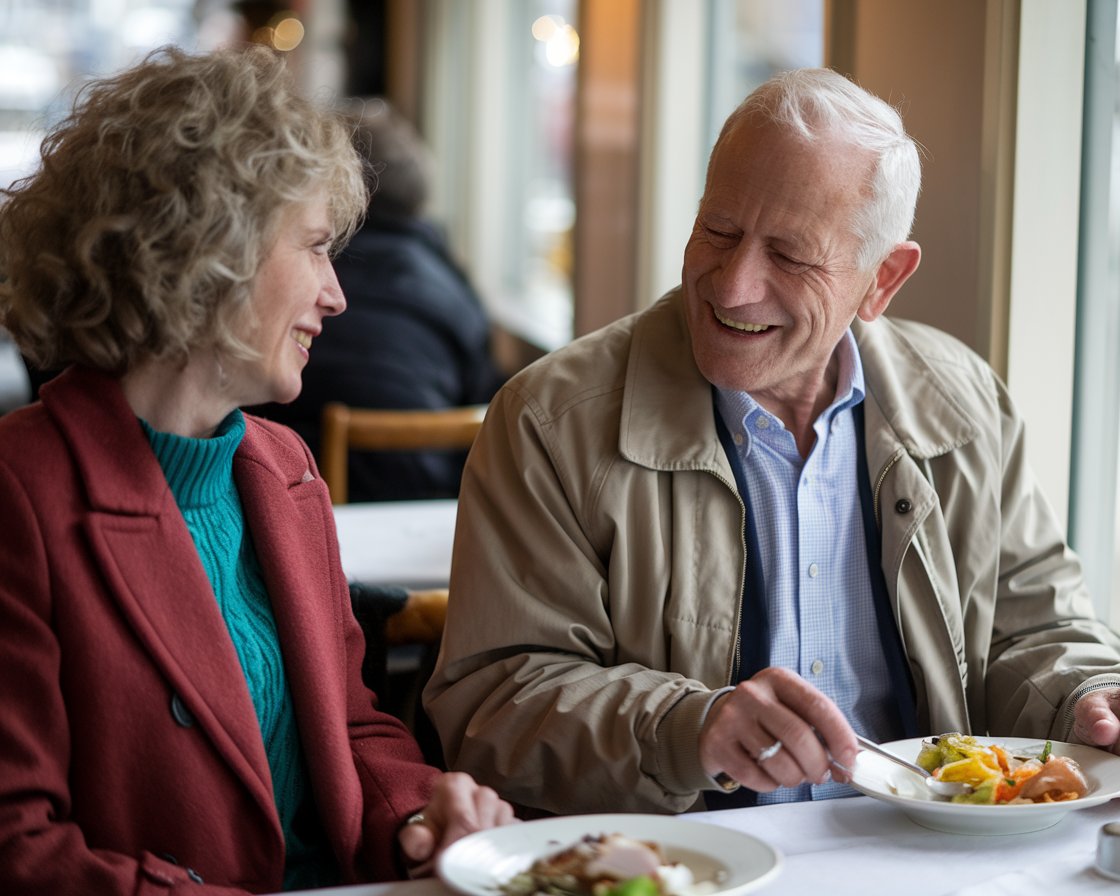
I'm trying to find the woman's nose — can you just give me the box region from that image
[319,264,347,316]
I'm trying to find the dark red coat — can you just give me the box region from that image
[0,366,437,894]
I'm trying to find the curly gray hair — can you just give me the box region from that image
[0,44,368,373]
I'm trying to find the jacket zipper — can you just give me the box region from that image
[711,471,747,685]
[871,449,905,528]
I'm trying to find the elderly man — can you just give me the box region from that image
[423,68,1120,815]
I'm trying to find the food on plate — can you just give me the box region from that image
[916,732,1089,805]
[500,832,712,896]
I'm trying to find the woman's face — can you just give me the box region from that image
[233,193,345,407]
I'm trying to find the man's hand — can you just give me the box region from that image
[1072,689,1120,755]
[397,771,518,876]
[698,667,858,792]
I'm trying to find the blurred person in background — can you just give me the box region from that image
[255,99,506,502]
[0,45,512,894]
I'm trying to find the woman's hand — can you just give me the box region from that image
[397,771,518,876]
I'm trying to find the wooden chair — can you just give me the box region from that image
[320,401,487,504]
[322,402,484,765]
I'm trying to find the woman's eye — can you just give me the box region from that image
[311,239,332,256]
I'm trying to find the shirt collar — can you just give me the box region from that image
[715,328,866,449]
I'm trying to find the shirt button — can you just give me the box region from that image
[808,562,819,578]
[756,417,770,430]
[810,659,824,675]
[733,432,744,446]
[895,498,913,514]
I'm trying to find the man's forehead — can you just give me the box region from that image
[704,120,873,236]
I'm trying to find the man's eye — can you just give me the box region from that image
[774,252,810,272]
[705,227,738,246]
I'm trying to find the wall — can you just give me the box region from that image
[828,0,998,358]
[831,0,1085,530]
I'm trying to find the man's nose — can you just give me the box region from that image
[717,242,767,306]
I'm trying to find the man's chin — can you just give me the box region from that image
[692,347,765,395]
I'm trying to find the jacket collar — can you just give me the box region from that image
[852,315,978,462]
[617,289,977,471]
[618,291,734,477]
[40,366,316,510]
[41,366,172,516]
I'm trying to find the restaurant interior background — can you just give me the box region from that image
[1,0,1120,628]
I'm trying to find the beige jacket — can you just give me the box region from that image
[424,290,1120,815]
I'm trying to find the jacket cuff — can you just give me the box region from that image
[654,687,733,795]
[1055,674,1120,740]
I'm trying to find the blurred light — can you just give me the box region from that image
[271,14,305,52]
[121,7,183,50]
[250,26,274,47]
[0,44,61,109]
[544,24,579,67]
[531,14,565,42]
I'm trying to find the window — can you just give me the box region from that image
[1071,1,1120,628]
[0,0,215,190]
[422,0,578,353]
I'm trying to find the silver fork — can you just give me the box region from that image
[855,734,973,798]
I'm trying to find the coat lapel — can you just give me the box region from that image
[42,369,279,826]
[234,418,364,851]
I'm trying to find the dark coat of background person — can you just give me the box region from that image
[255,101,506,502]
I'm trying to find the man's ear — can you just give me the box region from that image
[858,240,921,322]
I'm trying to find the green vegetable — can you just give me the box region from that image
[1040,740,1052,762]
[952,778,997,805]
[600,876,661,896]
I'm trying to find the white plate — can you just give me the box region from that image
[850,736,1120,835]
[437,813,782,896]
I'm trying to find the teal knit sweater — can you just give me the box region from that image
[142,411,335,889]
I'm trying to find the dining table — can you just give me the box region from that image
[324,500,1120,893]
[274,793,1120,896]
[333,499,458,589]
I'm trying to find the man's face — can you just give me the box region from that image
[682,116,882,410]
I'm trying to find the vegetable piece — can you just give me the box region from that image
[600,876,661,896]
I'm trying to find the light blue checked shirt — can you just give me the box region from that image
[716,329,900,803]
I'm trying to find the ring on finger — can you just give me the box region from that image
[755,740,783,762]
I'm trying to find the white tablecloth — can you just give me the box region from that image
[278,795,1120,896]
[333,499,458,589]
[690,795,1120,895]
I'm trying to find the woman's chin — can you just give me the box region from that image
[268,376,305,407]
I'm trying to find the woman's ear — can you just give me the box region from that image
[858,241,921,322]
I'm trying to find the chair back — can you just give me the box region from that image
[348,583,448,767]
[320,402,487,504]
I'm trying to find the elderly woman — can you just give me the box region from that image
[0,46,513,894]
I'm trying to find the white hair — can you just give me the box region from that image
[713,68,922,270]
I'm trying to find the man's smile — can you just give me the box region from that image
[714,308,772,333]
